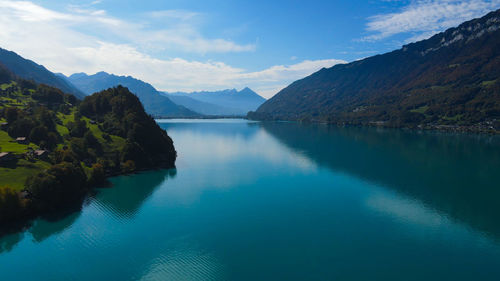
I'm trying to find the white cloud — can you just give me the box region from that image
[149,9,200,20]
[0,1,254,54]
[65,42,344,98]
[0,0,345,98]
[364,0,500,42]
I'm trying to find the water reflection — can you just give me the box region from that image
[29,212,81,243]
[0,232,24,254]
[1,120,500,280]
[159,120,260,141]
[0,169,175,253]
[260,122,500,239]
[93,169,176,218]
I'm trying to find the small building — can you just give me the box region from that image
[0,122,7,130]
[34,150,49,160]
[19,191,30,199]
[16,137,28,144]
[0,152,14,163]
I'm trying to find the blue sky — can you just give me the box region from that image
[1,0,499,98]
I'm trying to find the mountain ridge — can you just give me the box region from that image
[0,48,86,99]
[67,72,198,117]
[164,87,266,116]
[249,9,500,132]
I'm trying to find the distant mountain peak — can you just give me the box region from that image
[67,71,198,117]
[95,71,110,76]
[163,87,266,116]
[239,87,258,95]
[69,72,89,79]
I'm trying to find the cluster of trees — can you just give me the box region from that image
[0,84,177,226]
[0,186,26,223]
[0,64,13,84]
[25,162,88,212]
[80,86,177,169]
[0,82,81,150]
[1,105,62,150]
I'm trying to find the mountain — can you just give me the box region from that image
[67,72,198,117]
[164,88,266,116]
[164,94,233,116]
[0,48,86,99]
[250,9,500,131]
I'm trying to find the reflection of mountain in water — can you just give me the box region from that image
[159,121,260,141]
[260,122,500,239]
[0,232,24,254]
[94,169,176,218]
[0,169,176,253]
[29,212,81,243]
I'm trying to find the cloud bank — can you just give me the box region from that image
[0,1,345,98]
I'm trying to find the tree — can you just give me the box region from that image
[8,118,36,138]
[0,186,25,223]
[88,163,106,185]
[84,131,102,152]
[26,162,88,211]
[121,141,150,168]
[32,84,65,104]
[4,107,20,123]
[121,160,136,173]
[67,118,88,138]
[29,125,49,144]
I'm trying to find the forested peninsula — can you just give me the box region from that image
[0,66,176,229]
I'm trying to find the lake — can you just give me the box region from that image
[1,119,500,280]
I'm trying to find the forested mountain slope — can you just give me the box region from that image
[250,9,500,132]
[0,48,85,99]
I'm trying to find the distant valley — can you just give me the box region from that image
[66,72,196,117]
[163,88,266,116]
[67,72,265,117]
[0,49,265,118]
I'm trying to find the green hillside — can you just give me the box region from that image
[0,69,176,224]
[249,9,500,133]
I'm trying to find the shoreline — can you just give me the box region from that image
[247,118,500,135]
[0,164,176,237]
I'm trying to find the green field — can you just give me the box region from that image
[410,105,429,114]
[0,130,43,191]
[0,159,51,191]
[56,111,126,150]
[481,79,497,88]
[0,130,38,153]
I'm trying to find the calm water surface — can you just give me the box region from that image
[1,119,500,280]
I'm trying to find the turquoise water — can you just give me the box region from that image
[1,119,500,280]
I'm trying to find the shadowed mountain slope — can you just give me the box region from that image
[250,10,500,130]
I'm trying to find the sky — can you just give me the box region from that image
[0,0,499,98]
